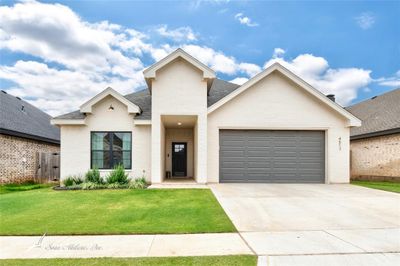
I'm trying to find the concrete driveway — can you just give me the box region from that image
[210,184,400,265]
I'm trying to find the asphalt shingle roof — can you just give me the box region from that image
[346,88,400,137]
[0,91,60,143]
[208,78,240,106]
[124,89,152,120]
[54,78,241,121]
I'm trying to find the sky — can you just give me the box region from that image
[0,0,399,116]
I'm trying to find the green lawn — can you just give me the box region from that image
[352,180,400,193]
[0,256,257,266]
[0,182,53,194]
[0,188,236,235]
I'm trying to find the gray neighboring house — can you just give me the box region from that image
[347,88,400,180]
[0,90,60,183]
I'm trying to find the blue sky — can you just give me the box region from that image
[0,0,399,115]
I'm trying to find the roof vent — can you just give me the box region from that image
[326,94,335,102]
[1,90,7,94]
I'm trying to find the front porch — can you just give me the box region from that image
[151,114,207,184]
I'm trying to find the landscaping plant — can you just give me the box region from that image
[85,167,103,184]
[129,177,148,189]
[63,175,83,187]
[81,182,107,190]
[106,164,129,185]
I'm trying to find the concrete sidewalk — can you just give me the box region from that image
[1,232,400,266]
[0,233,251,259]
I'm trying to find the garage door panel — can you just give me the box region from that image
[247,151,272,157]
[220,130,325,183]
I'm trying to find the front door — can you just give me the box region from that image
[172,142,187,177]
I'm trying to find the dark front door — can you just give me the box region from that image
[172,142,187,177]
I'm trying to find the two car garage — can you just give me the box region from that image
[219,130,325,183]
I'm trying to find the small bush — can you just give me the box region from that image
[107,183,129,189]
[81,182,107,190]
[129,177,148,189]
[63,175,83,187]
[85,167,103,184]
[106,164,128,184]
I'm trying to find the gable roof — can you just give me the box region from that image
[208,78,240,106]
[0,90,60,144]
[143,48,216,90]
[346,88,400,139]
[80,87,141,114]
[52,78,240,122]
[207,62,362,127]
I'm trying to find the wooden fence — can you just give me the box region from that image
[35,152,60,183]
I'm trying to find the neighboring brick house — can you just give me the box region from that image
[347,88,400,181]
[0,90,60,183]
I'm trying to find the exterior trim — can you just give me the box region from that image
[51,118,86,125]
[0,128,60,145]
[134,120,152,125]
[207,62,362,127]
[350,127,400,140]
[80,87,141,114]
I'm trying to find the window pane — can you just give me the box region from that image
[111,151,131,169]
[112,150,122,167]
[113,133,123,151]
[123,151,131,169]
[91,132,110,150]
[114,133,131,150]
[92,151,110,169]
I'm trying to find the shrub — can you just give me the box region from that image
[63,175,83,187]
[80,182,107,190]
[106,164,128,184]
[129,177,148,189]
[107,183,129,189]
[85,167,103,184]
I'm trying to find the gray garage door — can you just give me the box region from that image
[219,130,325,183]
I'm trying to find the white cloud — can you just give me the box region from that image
[0,1,379,116]
[182,45,261,77]
[0,1,261,116]
[190,0,230,10]
[272,48,285,58]
[375,70,400,87]
[0,0,143,77]
[355,12,375,29]
[230,77,248,85]
[0,60,143,116]
[238,63,261,77]
[156,25,197,42]
[264,52,372,105]
[235,13,258,27]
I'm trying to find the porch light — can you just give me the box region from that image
[108,104,114,111]
[177,122,182,126]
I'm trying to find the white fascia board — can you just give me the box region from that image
[51,119,86,125]
[134,120,151,125]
